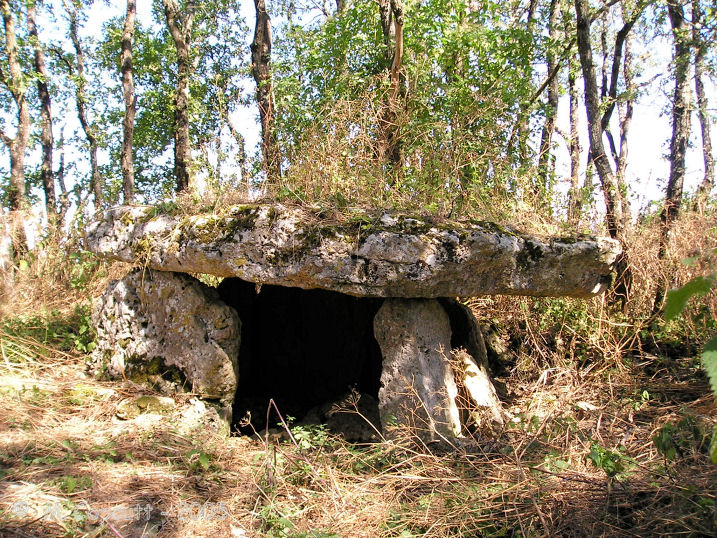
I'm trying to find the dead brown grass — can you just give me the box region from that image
[0,206,715,537]
[0,315,714,537]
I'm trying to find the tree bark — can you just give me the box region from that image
[574,0,627,239]
[251,0,281,183]
[57,125,70,226]
[567,60,581,224]
[0,0,29,257]
[163,0,195,193]
[574,0,631,304]
[654,0,692,311]
[27,3,57,221]
[376,0,404,171]
[0,0,30,212]
[692,0,714,212]
[67,1,102,210]
[615,30,633,229]
[121,0,136,203]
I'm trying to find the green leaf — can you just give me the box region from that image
[198,452,211,470]
[64,476,77,494]
[664,276,714,321]
[701,336,717,399]
[710,426,717,465]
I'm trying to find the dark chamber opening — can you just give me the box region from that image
[217,278,384,433]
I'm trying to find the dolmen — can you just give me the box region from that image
[86,204,621,441]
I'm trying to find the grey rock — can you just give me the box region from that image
[86,204,621,298]
[91,269,240,415]
[374,299,461,441]
[115,395,176,420]
[439,299,504,430]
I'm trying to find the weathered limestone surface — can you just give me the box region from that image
[92,269,240,414]
[86,204,621,298]
[374,299,462,441]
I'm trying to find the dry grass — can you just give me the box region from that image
[0,207,715,537]
[2,332,713,537]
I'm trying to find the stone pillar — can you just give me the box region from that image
[374,299,461,441]
[91,269,240,427]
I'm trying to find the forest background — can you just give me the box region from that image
[0,0,716,536]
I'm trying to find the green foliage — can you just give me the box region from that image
[662,267,717,463]
[68,251,100,290]
[54,474,92,495]
[1,305,96,355]
[186,449,213,471]
[290,423,330,451]
[665,276,715,322]
[702,336,717,398]
[587,442,627,479]
[271,0,541,215]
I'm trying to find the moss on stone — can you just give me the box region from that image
[177,206,260,245]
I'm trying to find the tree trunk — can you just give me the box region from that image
[513,0,538,167]
[27,3,57,221]
[376,0,404,172]
[121,0,136,203]
[567,61,581,224]
[574,0,627,239]
[692,0,714,212]
[0,0,30,213]
[0,0,29,257]
[537,0,560,202]
[57,126,70,226]
[574,0,631,304]
[615,30,633,229]
[67,2,102,210]
[163,0,195,193]
[251,0,281,183]
[654,0,692,311]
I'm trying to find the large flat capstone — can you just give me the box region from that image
[85,204,621,298]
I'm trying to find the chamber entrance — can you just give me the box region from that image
[217,278,384,434]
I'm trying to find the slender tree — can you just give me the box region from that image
[513,0,538,167]
[28,2,57,221]
[567,58,581,224]
[692,0,714,212]
[376,0,404,170]
[654,0,692,310]
[65,0,102,210]
[574,0,635,304]
[162,0,195,192]
[0,0,30,213]
[56,125,70,225]
[121,0,136,203]
[251,0,281,182]
[537,0,561,202]
[614,30,634,229]
[574,0,626,239]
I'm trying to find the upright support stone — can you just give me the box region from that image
[440,299,504,430]
[374,299,461,441]
[91,269,240,425]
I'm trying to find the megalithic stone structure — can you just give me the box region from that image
[86,204,621,440]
